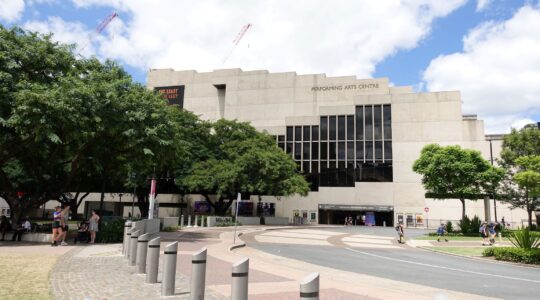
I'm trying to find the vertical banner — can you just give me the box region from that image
[148,179,157,219]
[233,193,241,244]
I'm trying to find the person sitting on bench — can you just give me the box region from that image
[11,217,31,241]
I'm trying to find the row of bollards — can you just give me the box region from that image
[122,221,320,299]
[179,214,209,228]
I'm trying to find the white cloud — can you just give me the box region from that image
[0,0,25,22]
[61,0,466,79]
[23,17,98,57]
[423,5,540,134]
[476,0,492,12]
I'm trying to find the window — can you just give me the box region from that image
[312,126,319,141]
[320,142,328,159]
[374,105,382,140]
[355,106,364,140]
[338,116,345,140]
[329,116,336,140]
[347,115,354,140]
[294,142,301,160]
[365,141,373,161]
[312,142,319,159]
[375,141,383,161]
[295,126,302,141]
[347,142,354,160]
[329,142,337,160]
[384,141,392,161]
[303,142,310,160]
[278,135,285,142]
[338,142,345,160]
[320,117,328,140]
[356,141,364,162]
[383,105,392,140]
[286,142,293,154]
[365,106,373,140]
[286,127,293,141]
[303,126,310,141]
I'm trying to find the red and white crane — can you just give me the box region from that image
[78,12,119,56]
[221,23,252,67]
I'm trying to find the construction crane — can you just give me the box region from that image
[78,11,119,56]
[221,23,252,67]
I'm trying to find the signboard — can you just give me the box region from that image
[194,201,212,214]
[318,204,393,212]
[155,85,185,107]
[424,207,429,213]
[237,201,253,216]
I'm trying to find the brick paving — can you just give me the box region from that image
[50,245,226,300]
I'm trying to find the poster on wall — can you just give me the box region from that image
[154,85,185,107]
[415,214,424,225]
[365,212,375,226]
[237,201,253,216]
[194,201,212,214]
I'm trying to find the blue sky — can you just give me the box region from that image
[1,0,539,133]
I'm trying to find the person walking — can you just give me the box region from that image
[488,222,496,245]
[59,205,70,246]
[396,223,405,244]
[0,216,11,241]
[480,222,489,246]
[437,223,448,242]
[51,206,63,246]
[88,210,100,244]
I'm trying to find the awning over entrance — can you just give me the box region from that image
[318,204,393,212]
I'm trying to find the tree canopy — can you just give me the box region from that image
[412,144,503,219]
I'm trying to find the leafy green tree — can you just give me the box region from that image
[499,127,540,227]
[413,144,496,219]
[181,119,309,215]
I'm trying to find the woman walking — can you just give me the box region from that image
[88,210,100,244]
[51,206,63,246]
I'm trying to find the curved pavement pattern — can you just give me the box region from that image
[241,226,540,300]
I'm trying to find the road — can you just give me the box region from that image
[242,226,540,300]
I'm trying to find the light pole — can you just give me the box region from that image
[118,193,123,217]
[487,136,498,222]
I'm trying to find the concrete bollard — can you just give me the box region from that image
[383,221,386,227]
[123,220,132,255]
[161,242,179,297]
[180,215,185,228]
[126,228,135,259]
[187,215,192,227]
[129,230,141,266]
[194,215,199,227]
[190,248,207,300]
[146,237,160,283]
[231,258,249,300]
[300,272,319,300]
[136,233,150,274]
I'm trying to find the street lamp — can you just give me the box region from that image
[486,135,498,222]
[118,193,123,217]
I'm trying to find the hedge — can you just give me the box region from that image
[483,247,540,265]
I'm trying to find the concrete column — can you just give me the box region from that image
[146,237,160,283]
[123,220,132,255]
[161,242,179,297]
[484,196,491,222]
[231,258,249,300]
[180,215,185,228]
[126,228,135,259]
[187,215,192,227]
[190,248,207,300]
[194,215,199,227]
[136,233,150,274]
[300,272,319,300]
[129,230,140,266]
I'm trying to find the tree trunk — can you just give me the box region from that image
[526,204,533,229]
[99,177,106,215]
[460,198,466,220]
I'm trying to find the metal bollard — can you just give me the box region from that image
[180,215,185,228]
[123,220,132,255]
[300,272,319,300]
[162,242,179,296]
[187,215,192,227]
[194,215,199,227]
[190,248,207,300]
[129,230,141,266]
[126,228,135,259]
[146,237,160,283]
[231,258,249,300]
[136,233,150,274]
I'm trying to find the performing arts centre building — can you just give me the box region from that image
[145,68,532,227]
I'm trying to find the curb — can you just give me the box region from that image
[229,232,245,251]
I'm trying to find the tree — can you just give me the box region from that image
[500,127,540,227]
[412,144,495,219]
[180,119,309,215]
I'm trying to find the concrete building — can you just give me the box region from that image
[144,68,533,227]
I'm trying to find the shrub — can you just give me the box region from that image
[509,228,540,249]
[483,247,540,265]
[96,218,125,243]
[458,215,481,235]
[445,220,454,233]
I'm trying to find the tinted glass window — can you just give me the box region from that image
[286,127,293,141]
[338,116,345,140]
[338,142,345,160]
[329,142,337,159]
[294,142,301,160]
[383,105,392,140]
[302,161,310,173]
[347,116,354,140]
[303,126,310,141]
[374,105,382,140]
[312,126,319,141]
[355,106,364,140]
[278,135,285,142]
[356,141,364,162]
[365,106,373,140]
[295,126,302,141]
[384,141,392,161]
[375,141,383,161]
[311,161,319,174]
[320,117,328,140]
[303,142,310,159]
[286,142,293,155]
[365,141,373,161]
[278,142,285,150]
[329,116,336,140]
[312,142,319,160]
[347,142,354,160]
[320,142,328,159]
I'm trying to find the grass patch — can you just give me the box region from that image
[0,253,58,300]
[425,246,488,256]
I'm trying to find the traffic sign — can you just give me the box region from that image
[424,207,429,213]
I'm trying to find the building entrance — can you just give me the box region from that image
[318,204,394,226]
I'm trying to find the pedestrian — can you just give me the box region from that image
[437,223,448,242]
[0,215,11,241]
[59,205,71,246]
[51,206,63,246]
[88,210,100,244]
[479,222,489,246]
[395,223,405,244]
[488,222,496,245]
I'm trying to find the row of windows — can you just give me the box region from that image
[277,141,392,162]
[304,162,393,189]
